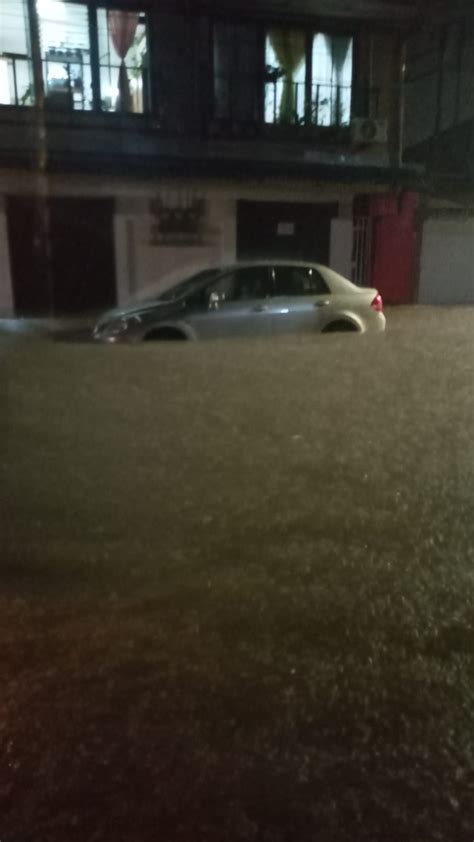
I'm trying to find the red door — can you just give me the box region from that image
[366,192,420,305]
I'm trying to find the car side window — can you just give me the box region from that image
[205,272,237,302]
[273,266,329,296]
[233,267,271,300]
[207,267,271,302]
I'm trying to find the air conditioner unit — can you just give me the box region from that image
[351,118,388,145]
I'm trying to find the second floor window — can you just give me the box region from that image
[37,0,93,110]
[97,9,149,113]
[312,33,353,127]
[265,28,353,127]
[213,22,259,125]
[3,0,151,114]
[265,29,306,125]
[0,0,34,106]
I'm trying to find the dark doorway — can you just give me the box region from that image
[237,200,338,263]
[7,196,116,315]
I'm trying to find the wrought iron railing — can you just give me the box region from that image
[3,59,385,143]
[41,56,150,114]
[264,80,380,127]
[213,76,381,132]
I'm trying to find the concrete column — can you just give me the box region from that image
[216,198,237,264]
[0,202,14,315]
[114,213,135,306]
[330,219,353,279]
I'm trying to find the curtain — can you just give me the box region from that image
[107,10,139,112]
[324,34,351,124]
[269,29,305,124]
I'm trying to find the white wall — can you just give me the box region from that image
[0,202,13,315]
[0,170,362,308]
[113,181,356,301]
[418,218,474,304]
[114,196,237,303]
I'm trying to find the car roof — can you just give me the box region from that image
[209,260,358,292]
[214,259,326,271]
[129,260,359,308]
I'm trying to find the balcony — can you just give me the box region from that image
[210,75,382,142]
[0,57,403,181]
[265,80,353,127]
[1,58,152,116]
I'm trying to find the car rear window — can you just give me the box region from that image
[273,266,329,296]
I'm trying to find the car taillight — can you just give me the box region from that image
[371,293,383,313]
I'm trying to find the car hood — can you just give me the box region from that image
[97,298,182,326]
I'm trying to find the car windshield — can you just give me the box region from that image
[157,269,221,302]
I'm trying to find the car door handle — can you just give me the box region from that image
[314,300,330,308]
[252,305,268,312]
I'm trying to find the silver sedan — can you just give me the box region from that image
[93,261,386,342]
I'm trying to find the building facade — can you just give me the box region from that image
[0,0,433,316]
[403,0,474,304]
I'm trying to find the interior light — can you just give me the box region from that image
[36,0,66,21]
[0,58,10,105]
[48,68,68,82]
[104,84,117,100]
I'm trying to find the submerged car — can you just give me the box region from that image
[93,261,385,342]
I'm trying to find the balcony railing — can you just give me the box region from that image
[0,50,152,115]
[264,80,381,128]
[212,75,381,135]
[265,80,349,127]
[2,60,384,151]
[42,55,150,114]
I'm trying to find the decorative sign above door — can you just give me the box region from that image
[149,191,208,246]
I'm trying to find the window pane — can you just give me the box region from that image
[0,0,34,105]
[37,0,92,110]
[312,33,353,126]
[274,266,329,296]
[233,268,270,300]
[97,9,149,114]
[213,22,258,124]
[207,273,237,303]
[208,268,270,302]
[265,29,306,125]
